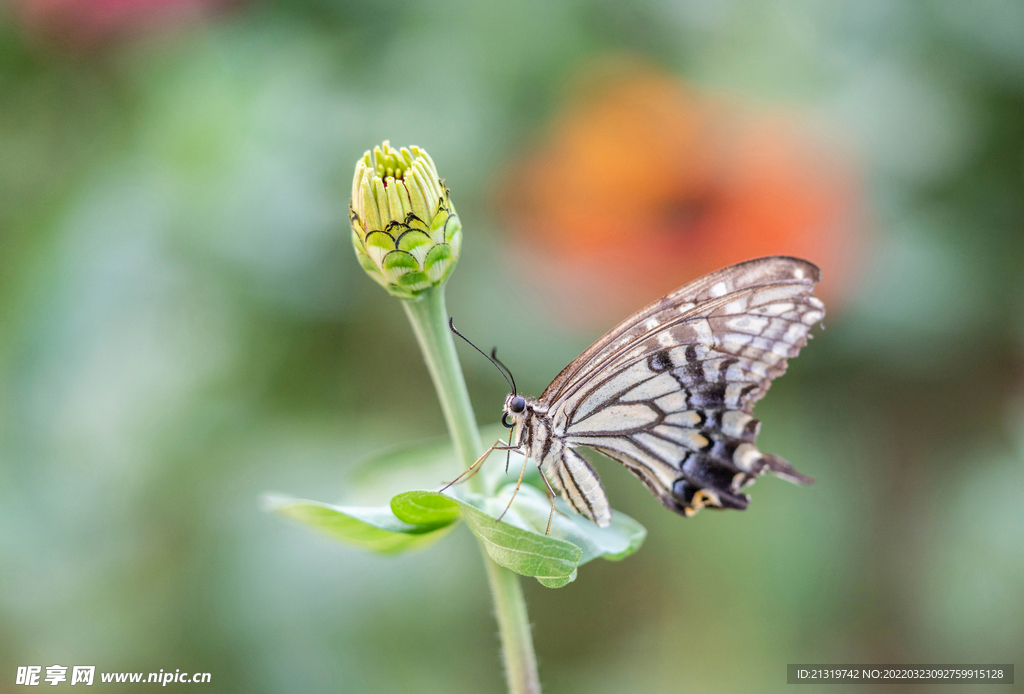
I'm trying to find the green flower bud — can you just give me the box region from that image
[350,141,462,300]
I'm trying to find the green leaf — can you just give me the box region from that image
[461,501,580,583]
[391,490,461,528]
[407,491,581,584]
[282,425,646,584]
[265,495,456,555]
[537,570,577,589]
[493,484,647,567]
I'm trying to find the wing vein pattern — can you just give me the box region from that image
[533,256,823,524]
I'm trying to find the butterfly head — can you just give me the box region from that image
[501,394,528,429]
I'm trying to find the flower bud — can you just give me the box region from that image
[350,141,462,299]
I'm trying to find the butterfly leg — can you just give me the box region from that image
[439,439,518,492]
[536,467,559,535]
[495,451,530,523]
[504,424,515,473]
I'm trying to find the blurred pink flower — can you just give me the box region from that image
[15,0,234,49]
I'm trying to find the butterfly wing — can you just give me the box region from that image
[543,256,824,519]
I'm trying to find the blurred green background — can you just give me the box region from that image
[2,0,1023,692]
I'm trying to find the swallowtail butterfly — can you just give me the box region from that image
[456,256,824,528]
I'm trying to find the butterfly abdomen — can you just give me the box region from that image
[520,407,614,527]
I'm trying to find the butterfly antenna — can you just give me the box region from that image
[489,347,517,397]
[491,349,518,472]
[449,317,515,394]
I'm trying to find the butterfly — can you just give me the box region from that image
[450,256,824,529]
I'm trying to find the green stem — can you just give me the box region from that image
[402,286,541,694]
[402,287,485,493]
[484,551,541,694]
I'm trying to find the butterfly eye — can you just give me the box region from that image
[509,396,526,413]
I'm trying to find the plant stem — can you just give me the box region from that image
[402,286,541,694]
[403,286,484,493]
[484,550,541,694]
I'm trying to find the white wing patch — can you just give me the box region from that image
[583,436,679,488]
[726,315,769,333]
[654,392,689,413]
[662,410,702,427]
[571,361,652,420]
[651,425,709,450]
[634,432,689,465]
[620,373,679,402]
[567,403,659,434]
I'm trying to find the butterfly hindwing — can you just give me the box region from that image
[545,447,611,527]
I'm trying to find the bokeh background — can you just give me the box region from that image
[2,0,1023,692]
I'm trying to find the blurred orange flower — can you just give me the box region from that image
[498,60,862,326]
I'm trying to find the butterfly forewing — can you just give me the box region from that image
[536,256,823,523]
[541,257,820,400]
